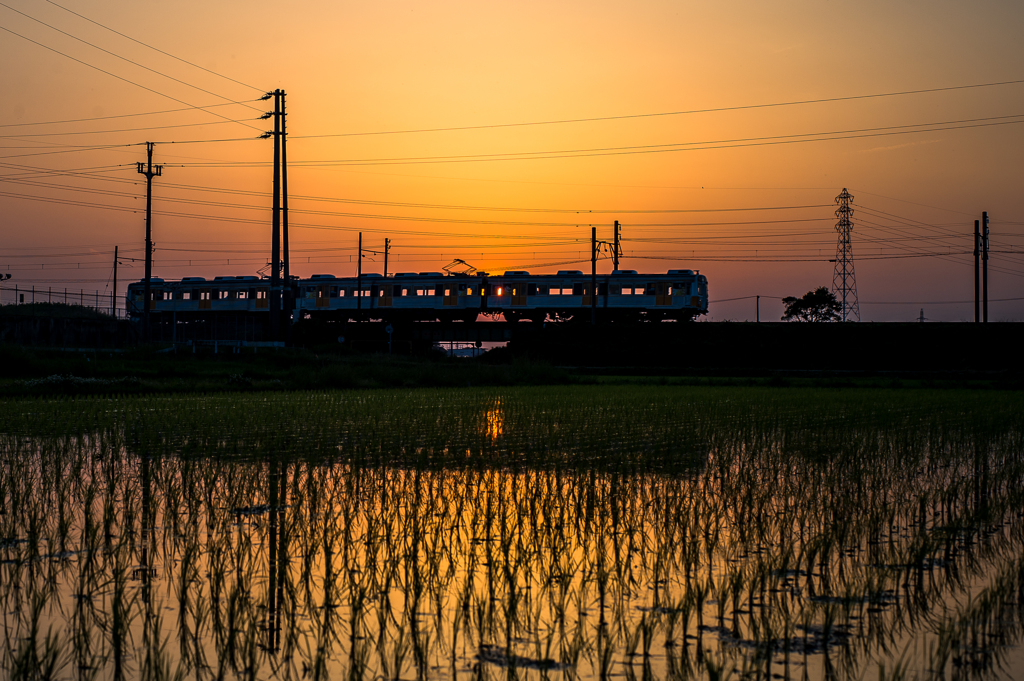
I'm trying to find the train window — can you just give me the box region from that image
[402,288,409,296]
[549,287,560,295]
[496,286,504,296]
[622,287,632,295]
[572,284,583,296]
[434,285,443,297]
[466,287,473,296]
[182,291,191,300]
[646,284,656,295]
[527,284,537,295]
[458,283,466,292]
[238,291,248,300]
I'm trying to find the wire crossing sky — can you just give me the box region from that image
[1,0,1022,321]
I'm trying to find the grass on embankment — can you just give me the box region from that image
[1,342,1020,396]
[0,344,568,395]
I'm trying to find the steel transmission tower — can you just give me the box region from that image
[832,188,860,322]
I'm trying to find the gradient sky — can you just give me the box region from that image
[2,0,1023,321]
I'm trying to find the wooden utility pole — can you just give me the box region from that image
[112,245,118,318]
[282,90,291,319]
[137,142,162,341]
[270,91,282,341]
[982,211,989,323]
[357,232,362,312]
[974,219,980,323]
[591,227,597,325]
[613,220,621,271]
[383,238,390,279]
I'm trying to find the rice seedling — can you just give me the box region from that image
[0,386,1022,680]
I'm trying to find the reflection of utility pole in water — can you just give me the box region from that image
[266,458,289,653]
[135,453,157,671]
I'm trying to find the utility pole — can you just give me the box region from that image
[982,211,989,323]
[756,295,760,323]
[281,90,291,320]
[613,220,621,271]
[137,142,162,341]
[269,90,282,342]
[974,219,981,323]
[357,232,362,313]
[591,227,597,326]
[383,238,390,278]
[112,246,118,318]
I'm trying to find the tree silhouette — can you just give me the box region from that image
[781,287,841,322]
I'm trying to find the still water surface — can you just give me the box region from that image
[1,387,1022,680]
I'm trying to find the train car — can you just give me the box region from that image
[127,269,709,323]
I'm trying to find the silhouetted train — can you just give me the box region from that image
[127,269,709,323]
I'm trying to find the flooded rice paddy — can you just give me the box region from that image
[1,386,1023,681]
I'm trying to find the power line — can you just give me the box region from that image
[0,24,263,133]
[0,2,263,115]
[0,119,249,138]
[292,77,1024,138]
[181,113,1024,167]
[0,101,259,130]
[41,0,263,93]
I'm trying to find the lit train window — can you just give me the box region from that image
[238,291,249,300]
[561,288,572,295]
[496,287,503,296]
[622,288,632,295]
[466,287,473,295]
[549,288,560,295]
[183,292,192,300]
[255,290,266,300]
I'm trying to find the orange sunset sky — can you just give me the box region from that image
[2,0,1023,321]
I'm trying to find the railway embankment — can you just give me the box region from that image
[507,321,1024,373]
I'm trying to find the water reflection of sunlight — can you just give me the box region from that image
[484,398,503,440]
